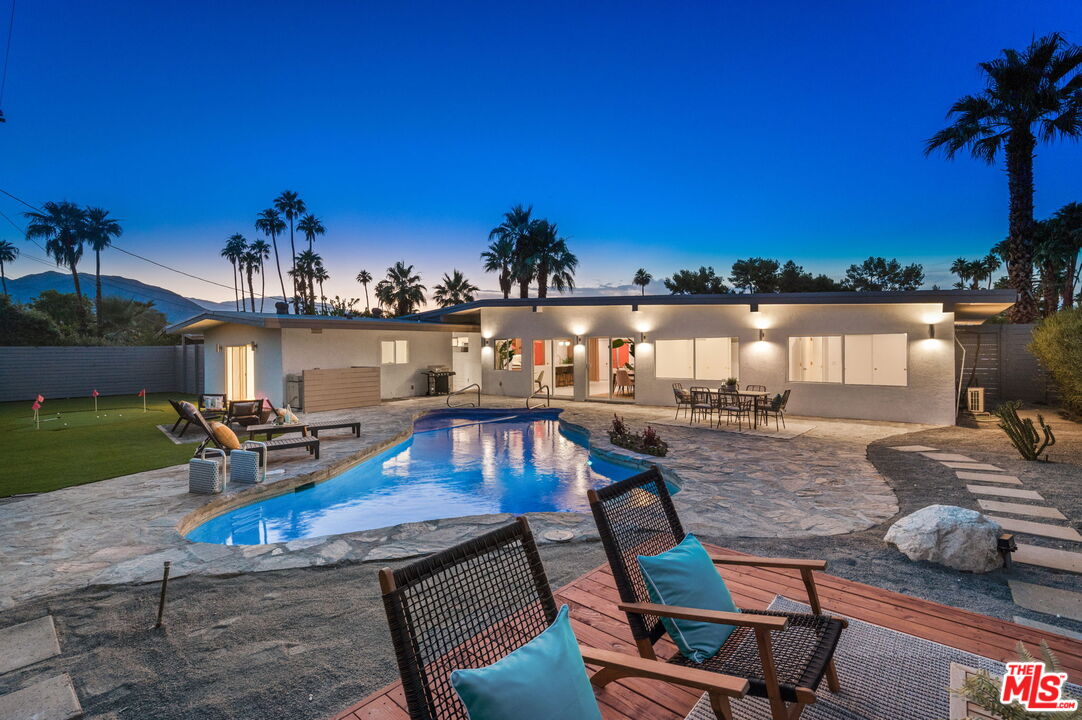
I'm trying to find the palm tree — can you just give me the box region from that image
[255,208,287,311]
[221,234,248,311]
[248,239,271,311]
[0,240,18,296]
[926,33,1082,322]
[489,204,537,298]
[241,245,261,311]
[313,261,329,314]
[950,257,972,289]
[355,269,373,312]
[432,269,479,307]
[375,261,426,316]
[530,220,578,298]
[296,213,325,252]
[294,249,321,313]
[1052,202,1082,306]
[83,207,123,335]
[25,201,89,332]
[633,268,652,295]
[480,236,515,299]
[274,191,306,312]
[980,253,1002,289]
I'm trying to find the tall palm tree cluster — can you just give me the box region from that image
[949,255,1002,290]
[227,190,328,314]
[928,32,1082,323]
[1025,201,1082,316]
[23,201,122,335]
[481,204,578,299]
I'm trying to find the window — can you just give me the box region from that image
[451,336,470,353]
[844,333,907,386]
[788,336,842,383]
[655,337,739,380]
[494,338,522,371]
[381,339,409,364]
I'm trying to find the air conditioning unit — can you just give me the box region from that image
[966,387,986,414]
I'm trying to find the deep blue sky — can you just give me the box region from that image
[2,0,1081,303]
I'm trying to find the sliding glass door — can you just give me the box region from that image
[586,337,634,400]
[532,339,575,397]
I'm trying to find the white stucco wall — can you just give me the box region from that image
[279,327,454,400]
[476,302,957,425]
[451,332,483,391]
[202,325,285,404]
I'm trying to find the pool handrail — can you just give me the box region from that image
[527,384,551,409]
[447,383,481,408]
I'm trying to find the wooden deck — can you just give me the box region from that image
[332,545,1082,720]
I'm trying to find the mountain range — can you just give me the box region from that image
[5,271,232,323]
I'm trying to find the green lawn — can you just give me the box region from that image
[0,392,197,495]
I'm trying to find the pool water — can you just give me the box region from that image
[186,409,639,545]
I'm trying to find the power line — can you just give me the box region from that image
[0,187,235,291]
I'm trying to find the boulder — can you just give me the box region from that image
[884,505,1002,573]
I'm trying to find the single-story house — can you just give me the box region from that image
[168,289,1015,425]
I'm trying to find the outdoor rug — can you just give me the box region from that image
[156,424,203,444]
[649,414,815,440]
[684,596,1082,720]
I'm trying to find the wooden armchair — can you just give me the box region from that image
[379,516,750,720]
[587,467,846,720]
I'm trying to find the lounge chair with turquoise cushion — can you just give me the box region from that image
[587,466,846,720]
[379,517,749,720]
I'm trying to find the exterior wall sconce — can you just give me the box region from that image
[575,335,583,345]
[215,344,223,352]
[928,324,935,339]
[531,305,540,313]
[631,304,640,312]
[249,341,258,351]
[750,303,759,313]
[758,329,765,342]
[639,332,648,343]
[482,337,490,347]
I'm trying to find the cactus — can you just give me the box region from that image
[993,401,1055,461]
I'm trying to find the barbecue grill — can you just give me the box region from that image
[423,366,456,395]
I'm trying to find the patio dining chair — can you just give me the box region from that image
[759,389,791,430]
[672,383,692,419]
[615,368,635,396]
[226,399,271,428]
[689,387,714,425]
[198,393,228,421]
[745,384,767,392]
[587,467,846,720]
[717,391,754,430]
[379,516,749,720]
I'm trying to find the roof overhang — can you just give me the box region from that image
[166,312,480,336]
[410,289,1017,325]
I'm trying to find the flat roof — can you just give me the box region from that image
[165,311,480,335]
[409,289,1017,325]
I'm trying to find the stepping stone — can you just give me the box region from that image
[921,452,976,462]
[977,500,1067,520]
[1013,615,1082,641]
[889,445,937,452]
[0,616,61,675]
[1009,580,1082,623]
[956,471,1021,485]
[942,462,1004,472]
[1014,544,1082,575]
[0,674,82,720]
[967,485,1044,500]
[988,516,1082,542]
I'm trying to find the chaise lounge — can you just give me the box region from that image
[189,405,320,462]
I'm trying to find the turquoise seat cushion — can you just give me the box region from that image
[637,534,740,663]
[450,605,602,720]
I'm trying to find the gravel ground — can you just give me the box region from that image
[3,414,1079,720]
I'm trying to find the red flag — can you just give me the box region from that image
[32,401,41,411]
[138,389,146,397]
[92,389,100,397]
[36,394,44,402]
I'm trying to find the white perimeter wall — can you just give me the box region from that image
[476,303,957,425]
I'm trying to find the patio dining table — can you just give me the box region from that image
[700,388,771,429]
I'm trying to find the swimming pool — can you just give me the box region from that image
[186,409,640,545]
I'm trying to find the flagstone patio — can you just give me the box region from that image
[0,397,915,609]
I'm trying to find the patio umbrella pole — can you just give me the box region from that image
[154,561,171,629]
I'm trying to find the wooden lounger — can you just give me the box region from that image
[191,409,320,461]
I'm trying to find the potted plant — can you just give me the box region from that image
[724,377,739,390]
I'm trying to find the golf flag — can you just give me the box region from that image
[32,400,41,429]
[32,400,41,411]
[92,389,99,413]
[138,389,146,397]
[36,394,44,402]
[92,389,100,397]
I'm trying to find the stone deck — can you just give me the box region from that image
[0,397,917,609]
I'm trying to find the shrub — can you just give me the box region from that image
[608,414,669,457]
[1029,307,1082,418]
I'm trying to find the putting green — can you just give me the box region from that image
[0,393,197,495]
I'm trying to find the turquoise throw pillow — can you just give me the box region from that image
[637,534,740,663]
[450,605,602,720]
